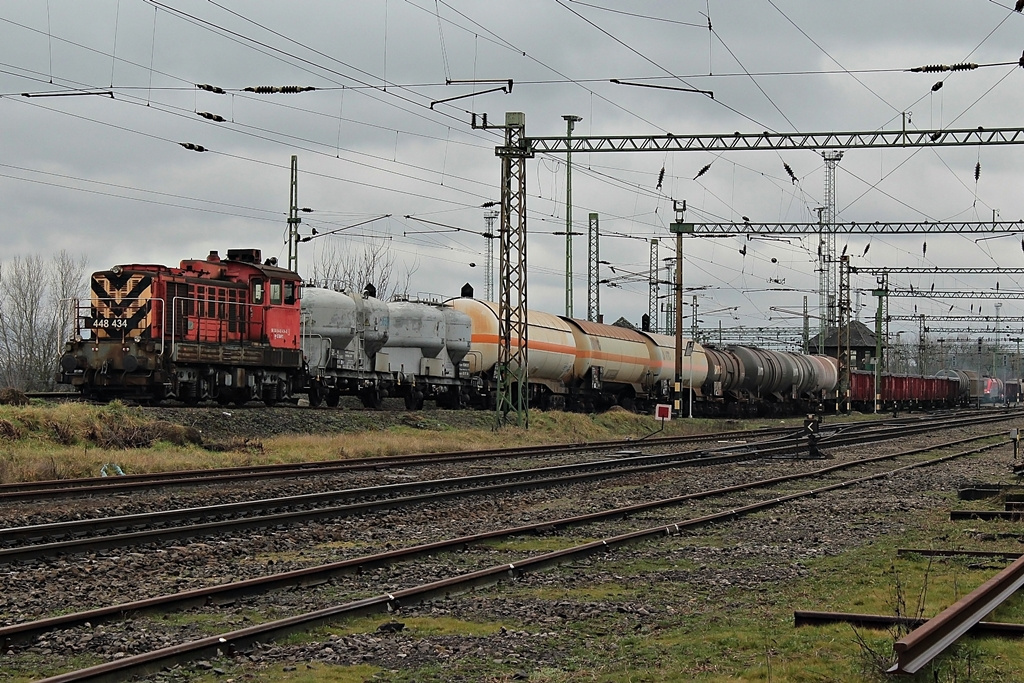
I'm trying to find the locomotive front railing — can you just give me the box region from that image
[65,296,167,355]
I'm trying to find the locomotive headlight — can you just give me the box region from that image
[111,265,122,274]
[134,336,141,343]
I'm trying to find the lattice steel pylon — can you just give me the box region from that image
[839,254,852,412]
[493,112,531,428]
[648,238,659,333]
[587,213,600,322]
[483,210,498,301]
[821,151,843,341]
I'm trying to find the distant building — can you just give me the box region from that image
[611,317,637,331]
[809,320,878,370]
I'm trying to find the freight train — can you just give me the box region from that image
[56,248,981,415]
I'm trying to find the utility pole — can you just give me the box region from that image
[872,276,887,413]
[839,254,851,411]
[995,302,1003,376]
[1010,337,1023,378]
[562,114,583,317]
[802,295,810,355]
[670,201,688,412]
[691,294,698,341]
[286,155,301,273]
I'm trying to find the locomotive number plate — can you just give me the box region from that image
[92,317,130,330]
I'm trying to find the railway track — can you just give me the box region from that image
[0,412,1013,562]
[13,427,1010,681]
[0,409,1005,503]
[0,425,795,501]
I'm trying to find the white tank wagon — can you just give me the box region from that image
[640,332,711,408]
[300,287,392,408]
[383,300,473,409]
[449,297,578,409]
[561,323,711,411]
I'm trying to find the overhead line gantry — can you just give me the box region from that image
[483,114,1024,425]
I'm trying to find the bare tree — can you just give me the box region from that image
[0,251,87,390]
[307,239,417,300]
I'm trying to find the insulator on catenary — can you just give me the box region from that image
[783,162,797,183]
[179,142,207,152]
[197,111,225,122]
[910,63,977,72]
[975,161,982,182]
[931,81,943,92]
[656,166,665,190]
[196,83,226,94]
[693,163,711,180]
[243,86,316,94]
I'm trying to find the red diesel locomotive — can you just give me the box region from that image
[58,249,303,404]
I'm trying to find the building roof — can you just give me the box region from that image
[809,320,878,351]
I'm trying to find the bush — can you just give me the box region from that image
[0,388,28,406]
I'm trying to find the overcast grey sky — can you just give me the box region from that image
[4,1,1024,340]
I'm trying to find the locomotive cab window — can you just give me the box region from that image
[270,279,282,305]
[252,280,264,304]
[284,281,297,305]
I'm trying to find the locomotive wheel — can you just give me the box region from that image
[360,386,385,410]
[308,383,324,408]
[325,390,341,408]
[404,390,424,411]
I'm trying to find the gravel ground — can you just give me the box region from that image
[139,398,497,442]
[1,414,1020,681]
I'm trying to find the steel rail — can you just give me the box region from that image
[0,426,796,501]
[0,411,996,502]
[897,549,1023,560]
[2,434,1006,649]
[32,439,1006,682]
[950,510,1024,521]
[0,415,1002,560]
[0,415,1011,562]
[794,610,1024,637]
[890,554,1024,673]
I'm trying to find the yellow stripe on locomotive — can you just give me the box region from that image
[90,273,154,339]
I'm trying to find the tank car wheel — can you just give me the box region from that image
[326,390,341,408]
[404,390,424,411]
[360,386,385,410]
[308,384,324,408]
